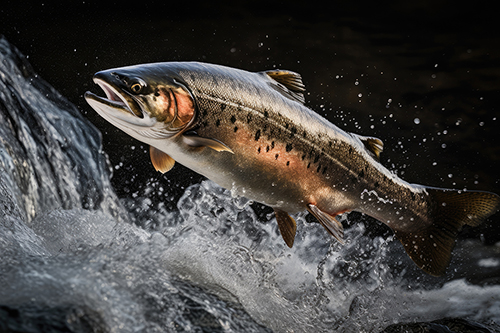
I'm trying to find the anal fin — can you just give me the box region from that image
[274,208,297,248]
[150,146,175,173]
[307,204,344,244]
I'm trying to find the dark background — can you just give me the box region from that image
[1,1,499,241]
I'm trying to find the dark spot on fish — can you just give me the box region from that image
[322,167,327,174]
[230,115,236,123]
[190,74,196,81]
[285,123,289,129]
[275,154,279,160]
[307,162,311,169]
[202,109,208,117]
[290,127,297,135]
[316,165,321,173]
[216,119,221,127]
[286,161,290,166]
[350,176,357,183]
[263,110,269,118]
[286,143,293,152]
[410,192,416,201]
[303,131,307,138]
[271,141,275,149]
[314,155,319,163]
[234,126,238,132]
[359,170,365,178]
[257,147,261,154]
[154,88,160,97]
[301,154,306,160]
[374,182,380,188]
[255,130,261,141]
[220,104,226,112]
[266,145,270,152]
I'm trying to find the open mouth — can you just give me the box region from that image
[85,78,143,118]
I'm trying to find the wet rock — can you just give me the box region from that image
[0,304,107,333]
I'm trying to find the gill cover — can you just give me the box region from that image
[85,65,236,174]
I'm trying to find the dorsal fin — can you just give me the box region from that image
[150,146,175,173]
[354,134,384,160]
[262,70,306,104]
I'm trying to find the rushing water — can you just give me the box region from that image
[1,35,500,333]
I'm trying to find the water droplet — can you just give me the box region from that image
[414,118,420,124]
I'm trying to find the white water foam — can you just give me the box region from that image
[126,180,500,332]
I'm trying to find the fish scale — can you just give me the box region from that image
[85,61,500,276]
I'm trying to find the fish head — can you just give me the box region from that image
[84,64,195,140]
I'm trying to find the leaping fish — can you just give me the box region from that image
[85,62,500,276]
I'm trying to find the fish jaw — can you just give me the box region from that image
[85,78,157,129]
[85,78,187,143]
[85,66,198,142]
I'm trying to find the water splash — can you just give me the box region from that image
[0,37,124,223]
[126,180,500,332]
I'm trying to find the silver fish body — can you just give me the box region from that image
[85,62,500,276]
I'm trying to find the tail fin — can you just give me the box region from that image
[394,188,500,276]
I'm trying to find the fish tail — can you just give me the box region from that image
[393,188,500,276]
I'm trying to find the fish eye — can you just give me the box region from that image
[131,83,142,93]
[129,79,146,94]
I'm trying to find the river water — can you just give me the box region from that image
[1,3,500,332]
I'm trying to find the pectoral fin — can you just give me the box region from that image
[274,208,297,248]
[150,146,175,173]
[182,133,234,153]
[307,204,344,244]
